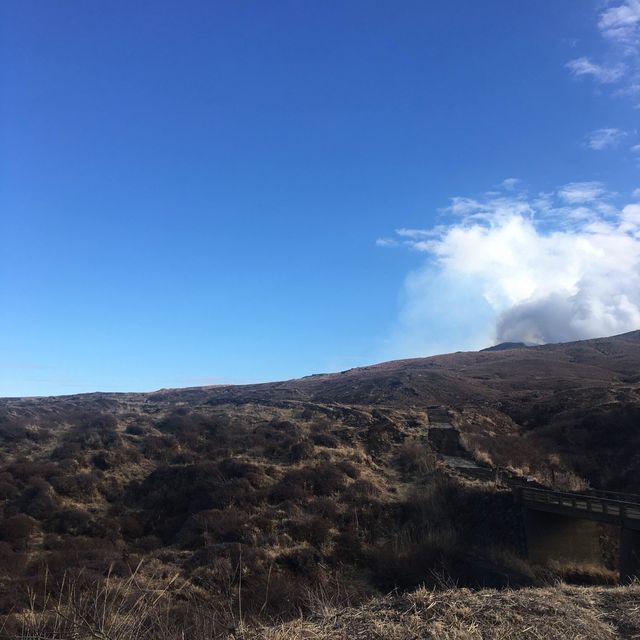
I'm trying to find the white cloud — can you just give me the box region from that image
[566,57,625,83]
[568,2,640,98]
[383,181,640,355]
[586,127,627,150]
[622,203,640,227]
[599,0,640,43]
[395,228,434,239]
[502,178,521,190]
[375,237,399,248]
[631,144,640,152]
[558,181,607,203]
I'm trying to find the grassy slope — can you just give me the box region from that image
[1,331,639,636]
[248,584,640,640]
[0,396,537,627]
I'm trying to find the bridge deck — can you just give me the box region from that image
[517,487,640,531]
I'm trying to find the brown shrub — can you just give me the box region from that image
[285,516,332,547]
[52,508,92,536]
[345,479,378,501]
[49,471,98,500]
[0,541,27,574]
[0,411,28,443]
[125,423,145,435]
[306,496,340,520]
[218,458,263,486]
[312,433,338,448]
[395,440,437,474]
[277,547,323,577]
[269,462,347,504]
[0,478,18,500]
[157,409,221,450]
[336,460,360,479]
[0,513,38,545]
[289,441,315,462]
[181,507,252,547]
[333,526,364,563]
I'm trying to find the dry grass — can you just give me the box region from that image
[0,397,632,636]
[6,568,640,640]
[246,583,640,640]
[4,562,227,640]
[538,561,618,586]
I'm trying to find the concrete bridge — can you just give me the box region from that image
[514,486,640,583]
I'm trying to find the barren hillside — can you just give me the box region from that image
[0,331,639,637]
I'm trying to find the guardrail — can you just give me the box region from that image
[583,487,640,504]
[517,486,640,524]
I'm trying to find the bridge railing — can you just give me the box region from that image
[496,466,640,505]
[516,486,640,523]
[583,488,640,504]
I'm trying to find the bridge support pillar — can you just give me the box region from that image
[524,509,602,566]
[619,528,640,584]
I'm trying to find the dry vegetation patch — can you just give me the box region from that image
[0,378,635,634]
[248,584,640,640]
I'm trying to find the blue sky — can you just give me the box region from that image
[2,1,640,396]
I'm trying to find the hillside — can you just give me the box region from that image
[0,331,639,636]
[5,330,639,488]
[150,329,640,489]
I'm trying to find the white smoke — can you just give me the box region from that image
[381,183,640,353]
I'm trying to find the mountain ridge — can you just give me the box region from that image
[4,329,640,402]
[2,330,639,493]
